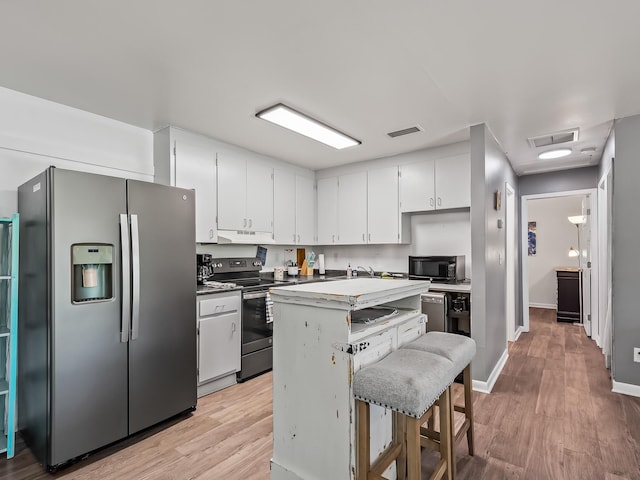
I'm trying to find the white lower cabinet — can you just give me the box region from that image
[196,291,241,397]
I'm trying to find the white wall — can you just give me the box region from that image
[0,86,153,217]
[527,195,584,308]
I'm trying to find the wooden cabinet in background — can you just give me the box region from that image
[556,268,581,322]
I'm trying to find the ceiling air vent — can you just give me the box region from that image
[528,128,579,148]
[387,125,422,138]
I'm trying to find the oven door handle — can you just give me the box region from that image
[243,291,268,300]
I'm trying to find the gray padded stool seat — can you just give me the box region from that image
[402,331,477,469]
[403,331,476,373]
[353,349,457,480]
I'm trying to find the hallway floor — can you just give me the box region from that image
[445,307,640,479]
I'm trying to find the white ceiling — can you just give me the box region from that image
[1,1,638,175]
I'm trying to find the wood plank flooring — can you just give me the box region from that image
[2,307,640,479]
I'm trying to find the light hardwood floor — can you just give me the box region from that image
[2,308,639,479]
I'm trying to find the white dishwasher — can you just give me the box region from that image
[197,290,241,397]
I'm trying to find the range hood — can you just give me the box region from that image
[216,230,275,244]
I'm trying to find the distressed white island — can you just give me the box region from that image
[269,278,430,480]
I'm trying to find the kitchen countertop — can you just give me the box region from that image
[554,266,582,272]
[429,282,472,293]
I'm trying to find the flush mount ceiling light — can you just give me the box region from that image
[581,147,597,154]
[256,103,360,150]
[538,148,572,160]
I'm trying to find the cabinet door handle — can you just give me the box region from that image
[248,218,253,228]
[437,197,442,206]
[430,198,434,207]
[293,234,296,243]
[232,322,236,333]
[209,229,214,239]
[297,234,300,243]
[362,233,365,242]
[332,234,335,243]
[243,218,247,228]
[368,233,371,242]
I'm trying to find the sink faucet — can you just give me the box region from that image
[357,266,375,277]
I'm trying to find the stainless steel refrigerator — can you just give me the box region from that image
[17,167,197,471]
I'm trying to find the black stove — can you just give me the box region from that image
[203,257,292,292]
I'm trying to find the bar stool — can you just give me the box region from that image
[353,349,457,480]
[401,332,476,468]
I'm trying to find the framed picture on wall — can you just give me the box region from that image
[528,221,537,256]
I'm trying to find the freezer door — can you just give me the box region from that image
[126,180,196,434]
[50,169,128,466]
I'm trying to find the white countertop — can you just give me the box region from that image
[270,277,430,309]
[429,282,472,293]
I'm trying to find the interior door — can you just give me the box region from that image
[126,180,196,434]
[51,169,128,466]
[581,197,592,336]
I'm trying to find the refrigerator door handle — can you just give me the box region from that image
[130,214,141,341]
[119,214,131,343]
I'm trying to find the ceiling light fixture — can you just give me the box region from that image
[581,147,597,154]
[538,148,572,160]
[256,103,360,150]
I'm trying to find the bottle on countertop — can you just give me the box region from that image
[346,263,352,278]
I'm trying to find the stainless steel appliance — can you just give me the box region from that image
[203,257,292,382]
[421,292,447,332]
[17,167,196,471]
[408,255,465,283]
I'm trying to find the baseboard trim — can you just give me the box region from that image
[472,348,508,394]
[529,303,556,310]
[514,326,523,341]
[612,380,640,398]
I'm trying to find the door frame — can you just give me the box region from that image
[505,182,517,342]
[520,188,599,333]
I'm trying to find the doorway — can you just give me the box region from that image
[520,189,599,334]
[505,182,516,342]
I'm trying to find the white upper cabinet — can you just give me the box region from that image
[399,153,470,212]
[317,177,338,245]
[295,175,316,245]
[434,154,470,210]
[153,127,217,243]
[399,159,435,212]
[274,171,316,245]
[367,166,399,244]
[217,151,273,233]
[273,169,296,244]
[246,160,274,233]
[337,172,368,244]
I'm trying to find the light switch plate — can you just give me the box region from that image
[634,347,640,363]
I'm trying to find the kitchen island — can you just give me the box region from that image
[269,278,429,480]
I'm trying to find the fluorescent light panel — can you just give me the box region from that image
[538,148,572,160]
[256,104,360,150]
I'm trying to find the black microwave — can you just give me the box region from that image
[408,256,465,283]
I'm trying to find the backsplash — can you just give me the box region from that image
[197,210,471,279]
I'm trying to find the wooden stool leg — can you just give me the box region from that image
[406,416,421,480]
[464,364,474,456]
[394,411,407,480]
[357,400,370,480]
[440,387,453,480]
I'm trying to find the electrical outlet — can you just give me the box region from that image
[634,347,640,363]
